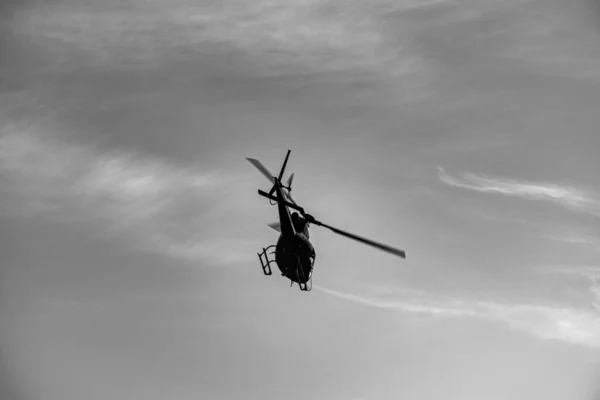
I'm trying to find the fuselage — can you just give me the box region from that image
[275,226,315,284]
[271,176,316,284]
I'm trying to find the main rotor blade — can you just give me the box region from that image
[311,219,406,259]
[246,158,275,183]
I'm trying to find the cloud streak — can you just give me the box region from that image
[315,285,600,348]
[9,0,430,85]
[0,123,255,265]
[591,276,600,313]
[539,232,600,251]
[535,265,600,318]
[539,265,600,281]
[437,166,600,217]
[497,1,600,82]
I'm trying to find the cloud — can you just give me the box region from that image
[0,124,254,265]
[591,276,600,313]
[315,285,600,348]
[496,1,600,82]
[539,232,600,251]
[535,265,600,316]
[437,166,600,217]
[539,265,600,281]
[9,0,430,84]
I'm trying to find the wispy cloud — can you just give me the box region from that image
[535,265,600,316]
[437,166,600,217]
[0,124,254,265]
[539,265,600,281]
[591,277,600,313]
[316,285,600,348]
[539,232,600,251]
[10,0,430,85]
[497,1,600,82]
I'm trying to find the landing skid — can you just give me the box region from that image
[292,279,312,292]
[257,245,276,275]
[293,254,312,292]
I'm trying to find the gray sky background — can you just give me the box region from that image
[2,0,600,399]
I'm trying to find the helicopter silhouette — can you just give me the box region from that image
[247,150,406,292]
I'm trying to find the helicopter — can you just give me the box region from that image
[246,149,406,292]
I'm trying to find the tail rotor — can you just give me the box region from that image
[285,173,294,190]
[283,172,298,205]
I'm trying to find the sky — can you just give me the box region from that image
[1,0,600,399]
